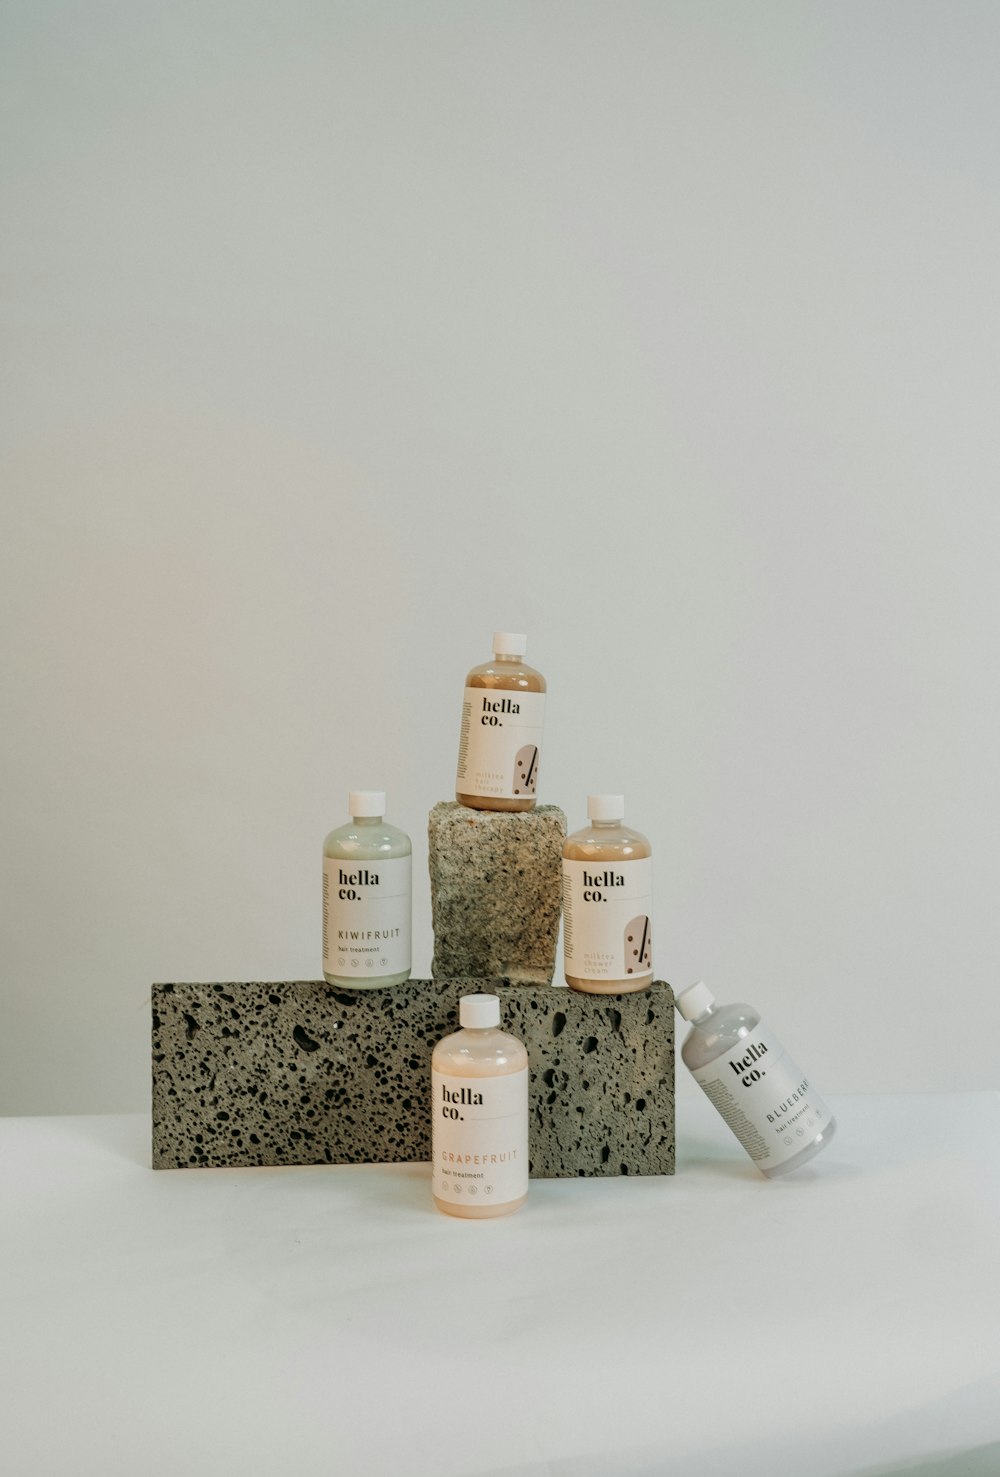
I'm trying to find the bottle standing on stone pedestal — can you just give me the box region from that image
[455,632,546,811]
[562,794,653,994]
[322,790,411,988]
[676,980,837,1177]
[432,994,529,1218]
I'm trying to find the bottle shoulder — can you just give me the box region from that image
[324,822,412,858]
[432,1028,528,1074]
[681,1004,761,1071]
[465,661,546,693]
[563,824,651,860]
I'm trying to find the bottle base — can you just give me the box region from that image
[456,792,537,812]
[565,973,652,995]
[759,1117,837,1178]
[323,969,411,989]
[433,1193,527,1219]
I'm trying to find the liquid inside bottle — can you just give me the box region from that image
[562,794,653,994]
[322,790,411,988]
[455,632,546,812]
[676,980,836,1177]
[431,994,529,1218]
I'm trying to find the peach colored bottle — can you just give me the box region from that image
[431,994,529,1218]
[562,794,653,994]
[455,632,546,811]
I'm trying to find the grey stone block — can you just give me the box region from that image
[152,978,674,1177]
[429,801,565,985]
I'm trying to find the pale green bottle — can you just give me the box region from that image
[322,790,411,988]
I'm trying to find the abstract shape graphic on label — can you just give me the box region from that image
[512,744,539,795]
[625,915,651,974]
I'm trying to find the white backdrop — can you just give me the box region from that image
[2,2,998,1114]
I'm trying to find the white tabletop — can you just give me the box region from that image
[3,1093,999,1477]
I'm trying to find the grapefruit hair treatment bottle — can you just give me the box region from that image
[455,632,546,811]
[431,994,529,1218]
[562,794,653,993]
[675,980,837,1177]
[322,790,411,988]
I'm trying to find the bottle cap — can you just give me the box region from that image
[459,993,501,1029]
[349,790,385,818]
[587,794,624,822]
[675,980,716,1021]
[492,631,527,657]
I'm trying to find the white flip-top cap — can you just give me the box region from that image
[493,631,527,657]
[460,993,501,1029]
[588,794,624,822]
[349,790,385,817]
[675,980,716,1020]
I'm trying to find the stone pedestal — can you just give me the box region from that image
[428,801,565,985]
[152,978,674,1177]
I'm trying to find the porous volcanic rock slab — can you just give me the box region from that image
[428,801,565,985]
[152,978,674,1176]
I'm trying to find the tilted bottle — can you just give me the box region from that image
[322,790,411,988]
[562,794,653,993]
[676,980,836,1177]
[455,632,546,811]
[431,994,529,1218]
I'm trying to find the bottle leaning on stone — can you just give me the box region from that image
[322,790,411,988]
[675,980,837,1177]
[455,631,546,811]
[562,794,653,994]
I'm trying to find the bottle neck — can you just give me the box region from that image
[493,651,520,663]
[352,815,383,826]
[590,817,623,829]
[689,1003,715,1025]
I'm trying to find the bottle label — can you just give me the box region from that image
[456,687,546,800]
[562,857,653,982]
[690,1022,833,1169]
[432,1067,529,1207]
[322,855,411,979]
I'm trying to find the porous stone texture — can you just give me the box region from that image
[429,801,565,985]
[152,978,674,1176]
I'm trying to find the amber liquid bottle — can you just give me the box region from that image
[455,632,546,812]
[562,794,653,994]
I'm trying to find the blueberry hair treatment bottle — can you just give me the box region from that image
[562,794,653,993]
[431,994,529,1218]
[322,790,411,988]
[455,632,546,811]
[676,980,836,1177]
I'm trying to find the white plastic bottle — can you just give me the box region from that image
[455,632,546,811]
[322,790,411,988]
[431,994,529,1218]
[562,794,653,993]
[676,980,836,1177]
